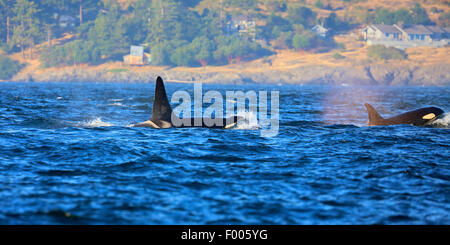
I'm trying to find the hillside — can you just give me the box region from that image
[10,33,450,86]
[1,0,450,85]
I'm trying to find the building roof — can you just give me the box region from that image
[400,25,433,35]
[424,25,446,34]
[130,45,144,56]
[312,24,329,33]
[59,15,75,21]
[372,24,402,34]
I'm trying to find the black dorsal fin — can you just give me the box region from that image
[151,77,172,123]
[364,103,385,125]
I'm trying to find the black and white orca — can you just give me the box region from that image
[364,103,444,126]
[133,77,241,129]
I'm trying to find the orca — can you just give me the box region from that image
[133,77,241,129]
[364,103,444,126]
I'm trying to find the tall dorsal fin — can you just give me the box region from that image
[364,103,385,125]
[151,76,172,124]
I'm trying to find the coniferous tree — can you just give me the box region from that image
[11,0,39,58]
[0,0,16,45]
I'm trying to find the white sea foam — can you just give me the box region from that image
[108,102,125,107]
[234,110,260,130]
[108,99,124,102]
[78,117,114,127]
[431,113,450,128]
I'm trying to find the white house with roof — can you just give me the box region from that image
[361,24,449,49]
[53,13,76,28]
[226,16,256,40]
[396,24,434,42]
[311,24,329,39]
[59,15,76,28]
[362,24,402,41]
[123,45,151,65]
[426,25,449,40]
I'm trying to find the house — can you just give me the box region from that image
[59,15,76,28]
[311,24,329,38]
[396,24,433,42]
[123,45,150,65]
[361,24,402,41]
[361,24,449,49]
[416,25,448,41]
[225,16,256,40]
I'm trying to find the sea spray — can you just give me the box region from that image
[78,117,114,127]
[431,113,450,128]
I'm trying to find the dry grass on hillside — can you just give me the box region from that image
[3,0,449,78]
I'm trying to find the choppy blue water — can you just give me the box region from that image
[0,82,448,225]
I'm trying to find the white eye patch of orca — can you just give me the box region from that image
[224,122,237,129]
[422,113,436,120]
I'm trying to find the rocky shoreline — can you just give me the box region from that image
[11,63,450,86]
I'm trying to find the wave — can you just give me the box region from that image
[20,117,68,129]
[234,110,260,130]
[77,117,114,128]
[107,102,126,107]
[431,113,450,128]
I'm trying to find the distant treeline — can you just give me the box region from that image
[0,0,443,68]
[348,3,445,26]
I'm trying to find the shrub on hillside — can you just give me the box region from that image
[439,12,450,26]
[292,31,317,50]
[367,45,406,61]
[333,52,345,59]
[0,54,22,80]
[40,40,101,67]
[213,35,271,65]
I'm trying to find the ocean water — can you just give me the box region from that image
[0,82,448,225]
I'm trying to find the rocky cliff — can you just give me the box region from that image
[12,63,450,86]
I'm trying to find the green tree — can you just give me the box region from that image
[41,39,100,67]
[374,5,431,25]
[323,12,349,31]
[11,0,40,58]
[287,5,316,27]
[150,41,172,65]
[191,36,215,66]
[87,1,128,60]
[199,8,223,39]
[438,12,450,27]
[374,8,396,24]
[314,0,323,9]
[273,31,293,49]
[0,54,21,79]
[170,43,195,66]
[0,0,16,45]
[126,0,152,44]
[292,31,316,50]
[394,8,413,24]
[262,13,291,40]
[146,0,186,44]
[214,35,267,64]
[411,3,431,25]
